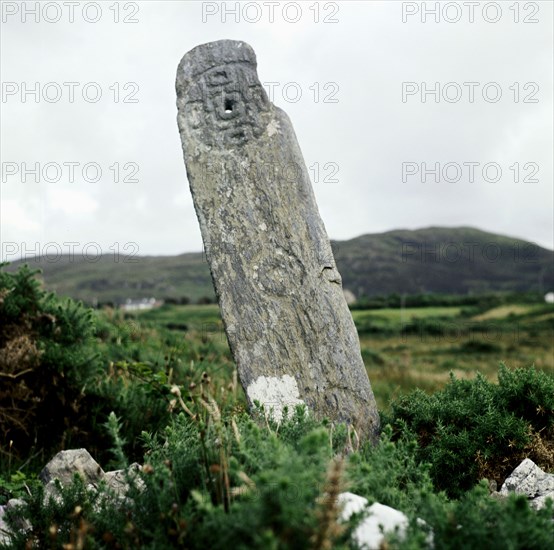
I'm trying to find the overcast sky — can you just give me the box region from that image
[1,0,553,262]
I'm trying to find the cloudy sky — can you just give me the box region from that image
[1,0,552,262]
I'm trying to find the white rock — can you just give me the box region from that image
[530,492,554,511]
[40,448,105,505]
[337,492,429,549]
[338,491,368,520]
[500,458,554,509]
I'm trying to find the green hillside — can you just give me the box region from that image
[7,227,553,304]
[336,226,553,297]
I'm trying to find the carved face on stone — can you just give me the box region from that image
[184,62,270,147]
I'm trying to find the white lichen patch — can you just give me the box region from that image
[266,118,280,137]
[247,374,305,422]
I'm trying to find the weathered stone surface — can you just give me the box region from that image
[105,463,145,496]
[1,451,146,543]
[0,504,10,544]
[40,450,143,501]
[0,499,32,542]
[500,458,554,510]
[0,504,9,544]
[40,448,104,487]
[176,39,379,442]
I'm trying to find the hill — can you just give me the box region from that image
[6,227,553,304]
[335,226,553,297]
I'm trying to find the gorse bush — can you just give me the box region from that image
[2,405,355,549]
[91,360,174,464]
[0,264,239,470]
[3,405,553,549]
[397,481,554,550]
[0,264,102,461]
[347,425,437,517]
[387,364,554,497]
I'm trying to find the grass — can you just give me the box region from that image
[129,302,554,413]
[352,306,463,322]
[358,303,553,410]
[473,304,539,321]
[138,303,222,330]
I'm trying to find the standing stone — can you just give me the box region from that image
[176,40,379,442]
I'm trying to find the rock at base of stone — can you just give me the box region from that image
[104,463,144,496]
[40,448,104,487]
[337,492,434,549]
[40,448,105,505]
[3,449,146,544]
[499,458,554,510]
[0,499,32,543]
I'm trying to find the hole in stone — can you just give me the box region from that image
[224,98,234,113]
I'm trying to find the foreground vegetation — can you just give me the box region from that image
[1,265,553,548]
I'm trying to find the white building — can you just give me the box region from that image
[120,297,162,311]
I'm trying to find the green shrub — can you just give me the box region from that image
[1,475,99,548]
[0,265,177,469]
[0,264,102,461]
[399,481,554,549]
[2,407,354,549]
[387,365,554,497]
[2,272,553,548]
[4,409,553,549]
[0,471,39,506]
[347,425,439,516]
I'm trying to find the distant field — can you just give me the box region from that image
[472,304,538,321]
[139,303,222,329]
[130,302,554,411]
[352,306,462,321]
